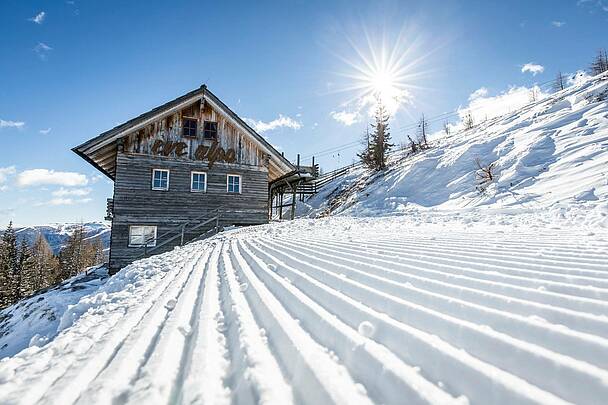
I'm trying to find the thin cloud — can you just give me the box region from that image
[551,21,566,27]
[52,187,92,197]
[521,63,545,76]
[458,85,548,128]
[469,87,489,101]
[0,119,25,129]
[330,110,360,126]
[0,166,17,186]
[28,11,46,24]
[39,128,52,135]
[34,42,53,60]
[37,197,93,207]
[16,169,88,187]
[577,0,608,12]
[244,115,302,133]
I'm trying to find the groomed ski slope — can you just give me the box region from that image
[1,217,607,405]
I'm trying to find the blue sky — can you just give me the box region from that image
[1,0,607,226]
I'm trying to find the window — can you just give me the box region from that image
[152,169,169,190]
[129,225,157,247]
[227,174,241,193]
[182,118,197,137]
[203,121,218,140]
[191,171,207,192]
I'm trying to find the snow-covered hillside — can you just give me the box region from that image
[300,72,608,225]
[0,267,108,359]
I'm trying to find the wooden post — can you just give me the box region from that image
[290,180,297,220]
[180,224,185,246]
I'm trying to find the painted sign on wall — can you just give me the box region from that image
[151,140,236,168]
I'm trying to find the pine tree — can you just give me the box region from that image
[367,99,393,170]
[16,239,35,299]
[0,222,18,308]
[357,127,374,167]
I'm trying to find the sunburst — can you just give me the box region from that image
[328,24,434,119]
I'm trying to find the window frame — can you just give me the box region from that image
[227,174,242,194]
[128,225,157,248]
[151,168,170,191]
[182,118,198,138]
[190,171,208,193]
[203,120,218,140]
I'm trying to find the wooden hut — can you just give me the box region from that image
[73,85,298,273]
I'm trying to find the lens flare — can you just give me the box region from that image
[327,23,434,120]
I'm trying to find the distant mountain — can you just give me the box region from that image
[7,222,111,254]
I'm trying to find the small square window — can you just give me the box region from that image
[191,171,207,192]
[203,121,218,140]
[152,169,169,190]
[182,118,197,137]
[129,225,157,247]
[227,174,241,193]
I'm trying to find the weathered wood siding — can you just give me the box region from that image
[109,152,269,270]
[122,99,266,167]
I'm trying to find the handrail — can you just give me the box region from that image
[136,208,221,258]
[295,144,412,197]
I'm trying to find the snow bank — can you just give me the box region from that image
[0,267,108,359]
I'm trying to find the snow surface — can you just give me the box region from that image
[0,218,606,404]
[0,73,607,404]
[0,267,109,359]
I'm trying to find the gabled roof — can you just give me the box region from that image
[72,85,295,181]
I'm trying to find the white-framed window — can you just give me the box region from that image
[152,169,169,190]
[191,171,207,192]
[227,174,241,193]
[129,225,157,247]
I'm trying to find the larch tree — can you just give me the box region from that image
[31,232,57,291]
[418,114,429,147]
[590,49,608,75]
[443,121,450,137]
[554,71,566,92]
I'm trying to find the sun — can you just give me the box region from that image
[365,66,404,113]
[328,24,432,119]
